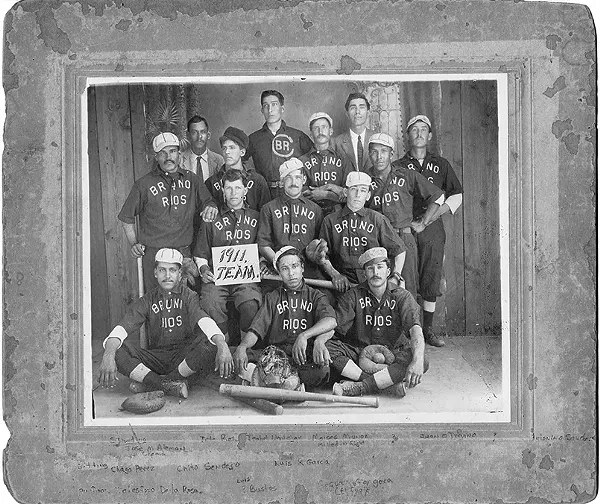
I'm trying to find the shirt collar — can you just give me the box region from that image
[261,119,287,133]
[158,282,183,297]
[280,194,309,205]
[281,279,308,294]
[341,204,367,217]
[349,128,366,143]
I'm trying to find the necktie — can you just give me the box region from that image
[357,135,363,170]
[196,156,204,182]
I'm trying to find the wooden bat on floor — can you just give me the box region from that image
[220,384,379,408]
[202,379,283,415]
[137,256,148,349]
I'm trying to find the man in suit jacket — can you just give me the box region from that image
[332,93,375,173]
[179,115,224,182]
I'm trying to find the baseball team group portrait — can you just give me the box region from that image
[85,76,508,423]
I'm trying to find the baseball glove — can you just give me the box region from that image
[251,345,302,392]
[120,391,166,414]
[181,257,199,287]
[359,344,396,374]
[305,238,328,265]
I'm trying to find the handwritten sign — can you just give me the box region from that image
[211,244,261,286]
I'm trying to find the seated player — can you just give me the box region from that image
[205,126,271,211]
[233,246,337,390]
[324,247,428,397]
[314,171,407,292]
[96,248,234,398]
[257,157,324,279]
[193,169,262,344]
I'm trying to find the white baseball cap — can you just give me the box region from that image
[345,171,372,187]
[358,247,388,268]
[308,112,333,129]
[368,132,395,150]
[279,157,304,180]
[273,245,299,271]
[152,132,180,153]
[155,248,183,265]
[406,114,432,131]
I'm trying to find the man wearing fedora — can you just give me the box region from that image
[395,115,463,347]
[324,247,428,398]
[118,132,218,292]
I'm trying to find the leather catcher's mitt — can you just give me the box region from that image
[359,344,395,374]
[305,238,328,264]
[251,345,302,391]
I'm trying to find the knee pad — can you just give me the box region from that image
[238,300,259,332]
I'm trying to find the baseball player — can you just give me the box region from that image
[314,171,407,292]
[323,247,428,397]
[97,248,234,398]
[366,132,444,301]
[331,92,375,173]
[179,115,224,181]
[118,132,218,292]
[246,90,313,199]
[233,246,337,390]
[205,126,271,212]
[299,112,353,215]
[193,169,262,344]
[257,157,324,279]
[395,115,464,347]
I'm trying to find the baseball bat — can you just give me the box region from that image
[262,274,336,290]
[137,256,148,349]
[201,379,283,415]
[219,384,379,408]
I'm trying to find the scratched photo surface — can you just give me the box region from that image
[84,75,510,426]
[2,1,596,503]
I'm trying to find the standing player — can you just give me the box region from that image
[324,247,428,397]
[97,248,234,398]
[299,112,353,216]
[395,115,463,347]
[246,90,313,199]
[332,92,375,173]
[315,171,406,292]
[205,126,271,211]
[194,169,262,344]
[118,132,218,292]
[179,115,224,181]
[366,132,444,302]
[233,246,337,390]
[257,158,324,278]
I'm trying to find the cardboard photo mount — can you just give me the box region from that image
[2,1,596,503]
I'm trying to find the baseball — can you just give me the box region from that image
[372,352,386,364]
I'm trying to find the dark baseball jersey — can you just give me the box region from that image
[205,164,271,212]
[319,206,406,283]
[194,206,260,265]
[246,121,313,184]
[335,282,421,348]
[117,283,209,350]
[248,281,335,348]
[118,166,215,248]
[257,195,324,252]
[394,152,463,219]
[367,165,444,229]
[299,146,353,214]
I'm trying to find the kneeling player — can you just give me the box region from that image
[194,168,262,344]
[96,248,233,398]
[325,247,429,397]
[233,246,337,390]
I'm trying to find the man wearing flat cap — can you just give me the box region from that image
[233,246,337,390]
[257,157,324,278]
[97,248,234,399]
[246,89,313,199]
[205,126,271,212]
[321,247,428,397]
[313,171,406,292]
[299,112,354,215]
[367,132,444,304]
[394,115,464,347]
[118,132,218,292]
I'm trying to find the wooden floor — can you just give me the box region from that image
[91,336,504,423]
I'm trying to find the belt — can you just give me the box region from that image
[395,227,412,234]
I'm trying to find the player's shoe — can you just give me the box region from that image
[424,327,445,347]
[128,380,150,394]
[159,378,189,399]
[332,380,368,397]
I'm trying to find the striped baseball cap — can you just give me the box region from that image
[155,248,183,265]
